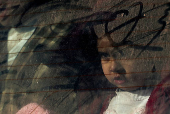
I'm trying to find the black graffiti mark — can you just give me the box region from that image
[76,1,168,57]
[121,2,143,43]
[104,2,144,55]
[126,29,164,51]
[71,2,144,51]
[136,3,170,57]
[71,2,142,36]
[74,2,144,56]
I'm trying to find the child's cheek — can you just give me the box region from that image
[101,62,112,76]
[101,62,113,82]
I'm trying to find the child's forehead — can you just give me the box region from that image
[97,37,112,52]
[97,37,114,52]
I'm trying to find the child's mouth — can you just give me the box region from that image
[114,79,125,84]
[113,76,126,85]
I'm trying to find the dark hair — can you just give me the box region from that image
[59,21,115,93]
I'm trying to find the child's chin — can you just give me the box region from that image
[116,85,141,91]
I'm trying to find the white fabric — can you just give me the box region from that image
[104,88,153,114]
[7,27,36,69]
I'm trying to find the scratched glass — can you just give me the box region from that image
[0,0,170,114]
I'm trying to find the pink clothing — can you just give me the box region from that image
[16,103,49,114]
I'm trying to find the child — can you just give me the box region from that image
[97,35,163,114]
[15,28,170,114]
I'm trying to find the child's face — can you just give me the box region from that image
[98,37,154,91]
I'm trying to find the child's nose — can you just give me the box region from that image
[109,58,123,73]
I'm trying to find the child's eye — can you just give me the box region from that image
[99,52,111,61]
